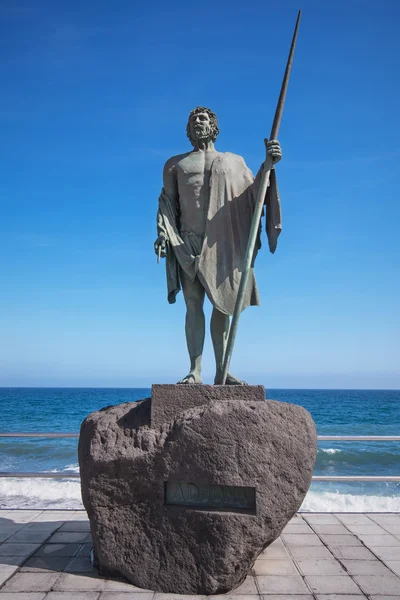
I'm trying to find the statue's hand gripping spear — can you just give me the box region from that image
[219,10,302,385]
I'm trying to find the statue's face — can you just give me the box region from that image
[188,111,212,142]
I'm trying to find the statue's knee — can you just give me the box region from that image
[185,296,204,313]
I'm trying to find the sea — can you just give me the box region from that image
[0,388,399,512]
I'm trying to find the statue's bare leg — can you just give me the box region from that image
[211,307,248,385]
[177,270,205,384]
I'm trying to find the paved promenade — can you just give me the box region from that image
[0,510,400,599]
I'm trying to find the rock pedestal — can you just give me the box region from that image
[78,385,317,594]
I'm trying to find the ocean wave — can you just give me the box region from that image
[0,478,82,510]
[315,448,400,473]
[1,478,400,512]
[50,463,80,474]
[301,489,400,513]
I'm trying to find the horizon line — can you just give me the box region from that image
[0,386,399,392]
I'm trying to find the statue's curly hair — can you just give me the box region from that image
[186,106,219,146]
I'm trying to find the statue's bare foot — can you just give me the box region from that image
[214,372,248,385]
[177,370,202,384]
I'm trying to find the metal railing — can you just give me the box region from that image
[0,433,400,481]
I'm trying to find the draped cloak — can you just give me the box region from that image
[157,152,281,316]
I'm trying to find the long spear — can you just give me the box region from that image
[220,10,302,385]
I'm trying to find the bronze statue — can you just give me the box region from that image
[155,107,282,384]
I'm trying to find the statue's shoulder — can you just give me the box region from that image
[164,152,191,171]
[214,152,248,169]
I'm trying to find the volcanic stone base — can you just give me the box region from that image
[151,383,266,426]
[79,394,317,595]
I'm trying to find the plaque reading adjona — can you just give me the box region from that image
[165,481,256,511]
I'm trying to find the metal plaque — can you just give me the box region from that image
[165,481,256,511]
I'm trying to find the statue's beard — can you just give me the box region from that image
[191,125,213,145]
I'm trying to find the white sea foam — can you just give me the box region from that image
[0,479,82,509]
[319,448,341,455]
[50,463,80,474]
[1,477,400,512]
[301,489,400,513]
[0,466,83,509]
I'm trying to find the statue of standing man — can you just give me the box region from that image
[155,107,282,385]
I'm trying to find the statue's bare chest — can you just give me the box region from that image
[177,151,218,193]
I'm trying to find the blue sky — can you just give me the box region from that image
[1,0,399,388]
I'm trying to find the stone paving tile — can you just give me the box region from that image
[64,557,96,573]
[46,593,101,600]
[369,597,400,600]
[226,577,258,595]
[0,535,13,545]
[20,556,72,573]
[288,546,333,560]
[368,515,400,526]
[6,512,40,524]
[345,524,387,536]
[0,565,17,579]
[0,572,60,592]
[385,561,400,576]
[357,534,400,547]
[253,560,297,575]
[207,596,260,600]
[101,593,154,600]
[256,575,309,594]
[260,596,313,600]
[353,574,400,595]
[302,515,341,525]
[0,516,22,526]
[31,514,69,523]
[381,525,400,535]
[289,514,305,521]
[258,547,288,560]
[315,596,368,600]
[0,544,41,558]
[152,595,206,600]
[6,510,42,515]
[304,575,363,594]
[328,545,377,560]
[0,527,23,539]
[335,514,374,525]
[263,540,284,549]
[58,522,91,533]
[102,579,154,592]
[281,524,314,534]
[76,544,92,558]
[6,531,52,545]
[0,557,26,568]
[47,533,89,545]
[2,511,400,599]
[340,559,394,575]
[281,534,323,547]
[0,569,16,586]
[34,544,81,558]
[259,541,289,560]
[294,559,346,576]
[0,594,46,600]
[308,524,350,535]
[320,535,363,547]
[52,573,107,592]
[369,546,400,561]
[70,513,89,521]
[19,523,62,533]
